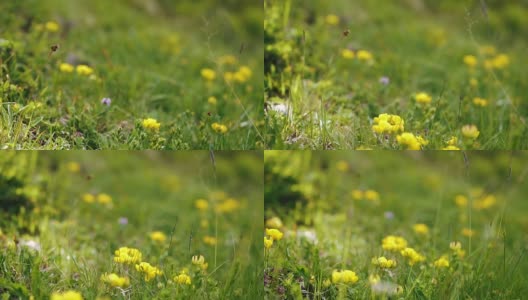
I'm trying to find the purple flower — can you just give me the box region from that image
[384,211,394,220]
[379,76,390,85]
[118,217,128,225]
[101,97,111,106]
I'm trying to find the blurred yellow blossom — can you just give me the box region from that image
[382,235,408,251]
[264,237,273,249]
[135,262,163,281]
[474,194,496,210]
[463,55,477,67]
[371,256,397,268]
[351,189,363,200]
[59,63,74,73]
[462,228,475,237]
[341,49,355,59]
[434,256,450,268]
[149,231,167,243]
[472,97,488,107]
[76,65,94,76]
[174,271,191,285]
[45,21,60,32]
[397,132,427,150]
[50,291,83,300]
[461,125,479,139]
[325,14,340,25]
[266,228,283,241]
[400,247,425,265]
[101,273,130,288]
[331,270,358,284]
[454,195,468,207]
[470,78,478,87]
[203,236,217,246]
[82,193,95,203]
[201,68,216,81]
[364,190,380,202]
[413,223,429,235]
[492,54,510,69]
[216,198,240,213]
[142,118,161,132]
[208,96,217,105]
[66,162,80,172]
[195,199,209,211]
[415,92,432,104]
[265,217,283,229]
[211,122,228,134]
[114,247,142,264]
[372,114,405,134]
[357,50,373,61]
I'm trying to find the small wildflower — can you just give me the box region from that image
[336,160,349,172]
[216,198,240,212]
[173,271,191,285]
[472,97,488,107]
[325,14,340,26]
[192,255,206,266]
[101,97,111,106]
[372,114,405,134]
[211,122,228,134]
[371,256,397,268]
[114,247,142,264]
[82,193,95,203]
[379,76,390,85]
[434,256,450,268]
[118,217,128,225]
[470,78,478,87]
[382,235,408,251]
[66,162,80,172]
[217,55,237,65]
[331,270,358,284]
[233,66,252,83]
[97,193,112,205]
[265,217,283,229]
[450,241,466,257]
[397,132,427,150]
[101,273,130,288]
[368,274,380,284]
[45,21,60,32]
[364,190,380,202]
[149,231,167,243]
[341,49,355,59]
[59,63,74,73]
[463,55,477,67]
[351,189,363,200]
[492,54,510,69]
[195,199,209,211]
[357,50,373,61]
[415,92,432,104]
[461,125,479,139]
[266,228,284,241]
[208,96,217,105]
[264,237,273,249]
[50,291,83,300]
[76,64,94,76]
[142,118,161,132]
[400,247,426,265]
[201,68,216,81]
[203,236,217,246]
[413,223,429,235]
[462,228,475,237]
[135,262,163,281]
[474,194,496,210]
[454,195,468,207]
[442,145,460,150]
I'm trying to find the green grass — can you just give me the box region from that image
[264,151,528,299]
[0,0,263,149]
[264,0,528,149]
[0,151,263,299]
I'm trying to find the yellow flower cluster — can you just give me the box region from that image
[463,55,478,67]
[216,198,240,213]
[473,194,496,210]
[192,255,208,270]
[66,162,81,172]
[325,14,340,26]
[173,271,192,285]
[149,231,167,243]
[50,291,83,300]
[195,198,209,211]
[100,273,130,288]
[203,236,217,246]
[396,132,428,150]
[450,241,466,257]
[341,49,355,59]
[472,97,488,107]
[372,114,404,134]
[331,270,358,284]
[211,122,228,134]
[266,228,284,241]
[381,235,408,251]
[264,236,273,249]
[371,256,397,268]
[114,247,142,264]
[201,68,216,81]
[484,54,510,69]
[141,118,161,132]
[45,21,60,32]
[351,189,380,202]
[76,65,94,76]
[400,247,425,265]
[433,256,450,268]
[265,217,283,229]
[82,193,112,205]
[341,49,373,62]
[135,262,163,281]
[413,223,429,235]
[208,96,217,105]
[415,92,432,104]
[59,63,74,73]
[461,125,479,139]
[217,55,237,65]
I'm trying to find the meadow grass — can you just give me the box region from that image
[0,151,263,299]
[0,0,263,150]
[264,151,528,299]
[264,0,528,149]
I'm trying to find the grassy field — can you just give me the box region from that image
[0,151,263,299]
[0,0,263,149]
[264,0,528,149]
[264,151,528,299]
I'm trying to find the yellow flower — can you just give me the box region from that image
[470,78,478,87]
[135,262,163,281]
[97,193,112,205]
[216,198,240,212]
[101,273,130,288]
[492,54,510,69]
[462,228,475,237]
[45,21,60,32]
[368,274,380,285]
[450,241,466,257]
[415,92,432,104]
[114,247,142,264]
[217,55,237,65]
[372,114,405,134]
[433,256,450,268]
[413,223,429,235]
[454,195,468,207]
[203,236,217,246]
[364,190,380,202]
[341,49,355,59]
[211,122,228,134]
[223,72,235,82]
[82,193,95,203]
[149,231,167,243]
[397,132,427,150]
[325,14,340,26]
[50,291,83,300]
[381,235,408,251]
[195,199,209,211]
[351,189,363,200]
[264,237,273,249]
[266,228,284,241]
[447,136,458,146]
[201,68,216,81]
[142,118,161,132]
[208,96,217,105]
[59,63,74,73]
[234,66,252,83]
[442,145,460,150]
[463,55,477,67]
[472,97,488,107]
[66,162,80,172]
[76,64,94,76]
[461,125,479,139]
[331,270,358,284]
[474,194,496,210]
[192,255,205,266]
[173,271,191,285]
[336,160,349,172]
[357,50,373,61]
[265,217,283,229]
[371,256,397,268]
[400,247,425,266]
